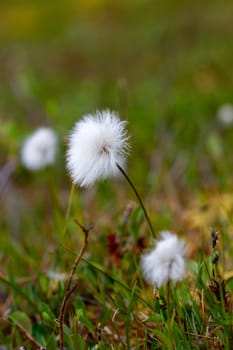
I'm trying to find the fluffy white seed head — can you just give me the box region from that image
[21,127,57,171]
[66,110,129,187]
[141,231,186,288]
[217,104,233,126]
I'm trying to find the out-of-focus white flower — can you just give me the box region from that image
[217,104,233,126]
[47,270,67,281]
[21,127,57,170]
[66,109,129,187]
[141,231,186,288]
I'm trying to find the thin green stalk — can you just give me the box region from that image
[116,163,155,238]
[166,281,171,316]
[62,182,75,237]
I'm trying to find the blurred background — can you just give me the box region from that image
[1,0,233,186]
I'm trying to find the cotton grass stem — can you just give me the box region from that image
[62,182,75,238]
[116,163,155,238]
[58,220,92,350]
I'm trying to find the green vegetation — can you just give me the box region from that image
[0,1,233,349]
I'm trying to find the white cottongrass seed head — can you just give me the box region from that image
[141,231,186,288]
[21,127,57,171]
[66,109,129,187]
[217,104,233,126]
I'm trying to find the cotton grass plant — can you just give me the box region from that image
[217,104,233,127]
[21,127,58,171]
[58,109,158,348]
[66,109,155,238]
[66,110,129,187]
[141,231,186,288]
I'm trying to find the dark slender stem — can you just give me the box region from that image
[116,163,155,238]
[58,220,92,350]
